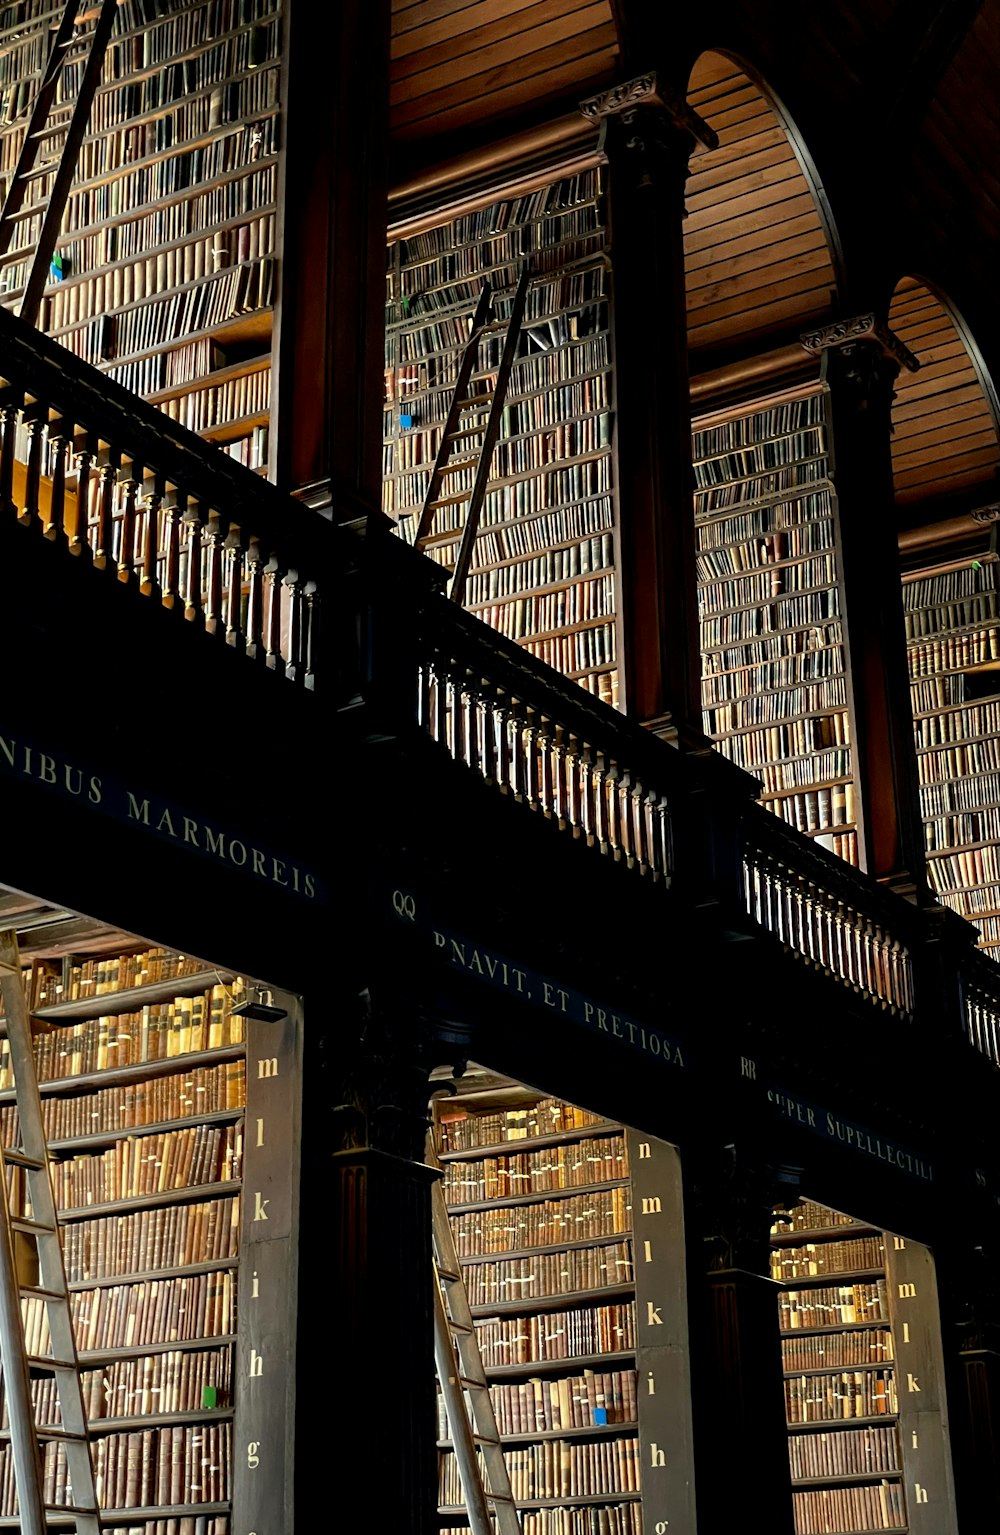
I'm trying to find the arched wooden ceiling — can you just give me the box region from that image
[683,52,839,356]
[390,0,620,143]
[889,278,1000,506]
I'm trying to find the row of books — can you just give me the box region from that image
[61,1194,240,1283]
[789,1424,900,1481]
[1,988,242,1085]
[108,0,275,49]
[458,537,615,605]
[715,710,851,775]
[414,504,615,578]
[484,1506,641,1535]
[40,949,208,1005]
[159,365,270,432]
[523,624,616,678]
[1,1343,232,1425]
[26,1269,235,1352]
[384,331,611,416]
[695,491,833,554]
[700,589,841,650]
[926,841,1000,890]
[46,215,274,333]
[439,1368,638,1438]
[579,669,619,707]
[924,808,1000,851]
[441,1136,628,1202]
[914,700,1000,750]
[461,1241,634,1306]
[391,205,604,300]
[52,164,277,292]
[450,1188,631,1254]
[0,1058,245,1142]
[700,553,837,616]
[784,1370,898,1422]
[693,389,827,454]
[770,1236,885,1279]
[391,281,606,367]
[56,256,274,368]
[222,424,269,468]
[779,1281,889,1330]
[693,458,828,520]
[438,1436,640,1506]
[902,561,997,613]
[696,520,835,581]
[782,1328,894,1370]
[89,1421,233,1510]
[694,429,827,487]
[44,1121,242,1208]
[747,745,852,796]
[393,454,612,529]
[791,1481,905,1534]
[813,829,859,863]
[470,579,616,642]
[774,1203,858,1233]
[390,412,612,497]
[102,1520,230,1535]
[766,783,856,835]
[396,172,603,262]
[908,630,1000,674]
[474,1301,636,1366]
[438,1100,606,1152]
[705,676,848,734]
[910,673,968,713]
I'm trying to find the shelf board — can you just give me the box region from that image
[57,1178,240,1223]
[0,1044,246,1102]
[32,969,235,1022]
[145,349,272,406]
[200,408,269,445]
[438,1120,620,1161]
[101,305,274,375]
[483,1350,635,1380]
[780,1320,891,1338]
[67,1257,239,1293]
[469,1283,635,1318]
[0,1407,234,1442]
[786,1414,899,1432]
[791,1471,902,1489]
[783,1361,895,1378]
[777,1268,886,1288]
[77,1333,236,1368]
[438,1490,641,1514]
[44,1106,244,1156]
[445,1175,630,1215]
[465,566,615,615]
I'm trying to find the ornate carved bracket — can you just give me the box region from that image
[692,1144,803,1276]
[800,314,920,374]
[579,71,717,151]
[971,503,1000,525]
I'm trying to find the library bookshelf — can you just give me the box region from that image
[0,922,298,1533]
[432,1082,641,1535]
[902,552,1000,952]
[384,167,620,710]
[0,0,279,472]
[693,383,859,865]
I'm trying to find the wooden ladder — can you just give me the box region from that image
[0,929,100,1535]
[427,1132,521,1535]
[0,0,119,325]
[414,267,530,608]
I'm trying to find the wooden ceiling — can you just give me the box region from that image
[684,53,839,356]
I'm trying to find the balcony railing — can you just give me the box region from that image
[0,303,332,689]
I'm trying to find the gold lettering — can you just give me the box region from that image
[911,1430,919,1449]
[205,826,226,857]
[156,806,177,837]
[252,848,267,876]
[252,1270,260,1298]
[638,1143,651,1159]
[257,1057,279,1079]
[907,1372,921,1392]
[39,753,56,784]
[898,1282,916,1299]
[255,1117,264,1148]
[647,1370,655,1396]
[228,837,247,867]
[641,1196,662,1215]
[253,1192,270,1222]
[893,1236,906,1249]
[0,736,14,768]
[249,1349,264,1377]
[183,816,200,846]
[740,1055,756,1079]
[914,1484,928,1503]
[902,1322,910,1344]
[126,791,150,823]
[643,1239,653,1263]
[272,856,288,886]
[647,1302,663,1326]
[649,1443,666,1468]
[247,1441,260,1469]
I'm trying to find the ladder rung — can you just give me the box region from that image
[459,393,493,408]
[44,1505,99,1517]
[0,1425,87,1443]
[26,1355,78,1372]
[436,1266,461,1283]
[3,1148,46,1170]
[19,1285,67,1303]
[448,1319,474,1336]
[425,490,472,510]
[11,1216,58,1236]
[439,457,482,474]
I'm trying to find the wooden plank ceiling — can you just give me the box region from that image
[889,278,1000,507]
[684,52,839,356]
[390,0,620,143]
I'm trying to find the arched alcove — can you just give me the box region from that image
[684,51,841,355]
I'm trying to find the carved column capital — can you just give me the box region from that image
[691,1144,803,1276]
[580,70,717,148]
[800,314,919,413]
[581,72,716,191]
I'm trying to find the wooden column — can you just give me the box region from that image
[800,316,927,892]
[934,1239,1000,1526]
[579,73,714,743]
[270,0,390,512]
[302,990,440,1533]
[685,1148,795,1532]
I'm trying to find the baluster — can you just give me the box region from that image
[244,537,266,660]
[452,674,468,765]
[117,462,140,579]
[282,568,303,681]
[202,510,224,632]
[565,736,581,836]
[509,705,524,801]
[593,754,609,854]
[68,430,94,556]
[494,698,511,791]
[0,401,19,519]
[653,794,671,881]
[91,454,118,569]
[44,419,70,545]
[20,410,44,528]
[139,473,162,597]
[611,766,628,864]
[630,780,647,875]
[579,745,594,846]
[523,710,539,809]
[263,555,283,672]
[432,660,447,745]
[157,486,180,606]
[551,727,566,827]
[479,688,496,785]
[302,580,319,691]
[223,524,244,645]
[182,500,205,623]
[538,720,553,818]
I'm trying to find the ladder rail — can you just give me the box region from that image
[415,282,495,549]
[0,929,100,1534]
[432,1267,496,1535]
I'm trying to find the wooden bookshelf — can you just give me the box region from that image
[0,0,282,475]
[0,928,298,1534]
[384,168,620,711]
[693,383,860,866]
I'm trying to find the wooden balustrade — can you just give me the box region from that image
[742,808,915,1014]
[0,303,333,691]
[962,953,1000,1068]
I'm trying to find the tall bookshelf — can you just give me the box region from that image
[0,923,298,1532]
[0,0,280,472]
[693,383,859,864]
[384,169,620,709]
[902,553,1000,951]
[433,1082,639,1535]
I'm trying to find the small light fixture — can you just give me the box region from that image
[231,984,287,1023]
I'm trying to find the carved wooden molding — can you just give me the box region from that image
[579,71,717,150]
[800,313,920,373]
[971,504,1000,524]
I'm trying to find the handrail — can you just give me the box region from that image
[0,302,335,689]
